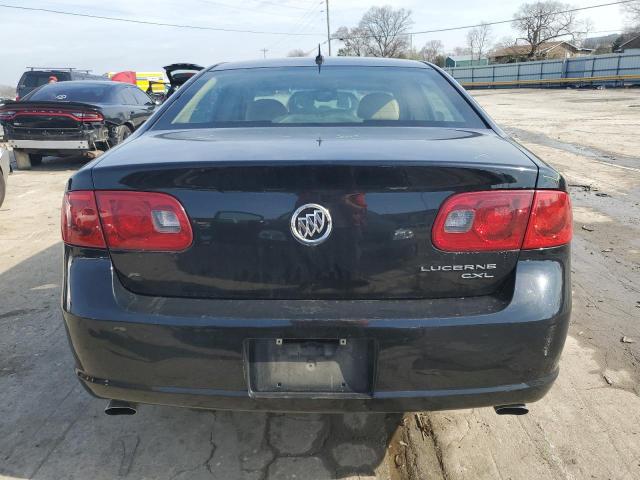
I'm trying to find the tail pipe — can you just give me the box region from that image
[494,404,529,416]
[105,400,137,416]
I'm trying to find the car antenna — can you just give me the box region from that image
[315,44,324,73]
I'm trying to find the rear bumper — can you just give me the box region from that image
[8,139,90,150]
[62,247,571,413]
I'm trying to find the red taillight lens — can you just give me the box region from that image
[71,111,104,122]
[95,191,193,251]
[433,190,534,252]
[61,191,107,248]
[522,191,572,249]
[433,189,572,252]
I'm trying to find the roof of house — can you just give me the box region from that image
[619,35,640,50]
[490,41,590,58]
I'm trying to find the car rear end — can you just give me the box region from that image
[61,59,572,413]
[0,101,108,155]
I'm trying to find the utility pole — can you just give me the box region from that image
[260,48,268,58]
[325,0,331,55]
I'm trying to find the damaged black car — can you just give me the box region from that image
[0,81,156,169]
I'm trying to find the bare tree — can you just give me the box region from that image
[419,40,444,63]
[358,6,413,57]
[287,49,306,57]
[512,1,583,59]
[623,1,640,25]
[334,26,369,56]
[452,46,472,56]
[466,23,493,60]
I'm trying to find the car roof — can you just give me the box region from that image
[39,80,121,88]
[209,56,432,71]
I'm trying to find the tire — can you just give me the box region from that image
[114,125,133,146]
[29,154,43,166]
[0,174,5,208]
[13,150,32,170]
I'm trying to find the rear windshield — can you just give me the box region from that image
[26,83,116,103]
[154,66,487,129]
[20,72,71,88]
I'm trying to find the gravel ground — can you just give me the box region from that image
[1,87,639,480]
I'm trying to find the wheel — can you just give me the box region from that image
[29,154,43,166]
[113,125,133,146]
[13,150,32,170]
[0,173,5,208]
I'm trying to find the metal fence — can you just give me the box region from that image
[445,52,640,88]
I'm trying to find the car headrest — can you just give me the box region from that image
[288,91,316,113]
[357,93,400,121]
[246,99,287,122]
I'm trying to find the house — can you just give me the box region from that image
[444,55,489,68]
[489,41,593,63]
[617,35,640,54]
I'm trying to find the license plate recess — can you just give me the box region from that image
[247,338,374,396]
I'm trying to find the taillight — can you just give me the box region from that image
[71,111,104,122]
[62,191,193,251]
[61,191,107,248]
[522,191,572,249]
[433,190,534,252]
[95,191,193,251]
[432,189,572,252]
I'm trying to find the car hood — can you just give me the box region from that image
[93,126,537,169]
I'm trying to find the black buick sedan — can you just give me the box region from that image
[61,57,571,415]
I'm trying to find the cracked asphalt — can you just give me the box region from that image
[1,88,639,480]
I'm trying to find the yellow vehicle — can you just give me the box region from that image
[107,71,167,94]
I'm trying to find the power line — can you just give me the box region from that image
[196,0,320,19]
[334,0,635,41]
[0,3,323,36]
[255,0,313,11]
[266,1,325,53]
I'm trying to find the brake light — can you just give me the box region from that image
[62,191,193,251]
[61,191,107,248]
[71,111,104,122]
[95,191,193,251]
[433,190,534,252]
[0,109,104,122]
[432,190,572,252]
[522,191,572,249]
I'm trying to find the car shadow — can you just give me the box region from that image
[0,243,406,479]
[36,154,93,171]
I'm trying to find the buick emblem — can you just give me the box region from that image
[290,203,332,246]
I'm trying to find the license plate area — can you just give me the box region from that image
[247,338,375,397]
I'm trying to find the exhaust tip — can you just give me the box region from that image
[105,400,137,416]
[494,404,528,416]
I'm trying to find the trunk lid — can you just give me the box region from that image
[91,127,538,300]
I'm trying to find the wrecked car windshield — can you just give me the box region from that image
[154,66,487,129]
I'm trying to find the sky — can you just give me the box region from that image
[0,0,630,86]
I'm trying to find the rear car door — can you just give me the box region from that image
[130,87,156,124]
[120,86,153,128]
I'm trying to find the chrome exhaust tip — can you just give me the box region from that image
[494,404,528,415]
[105,400,137,416]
